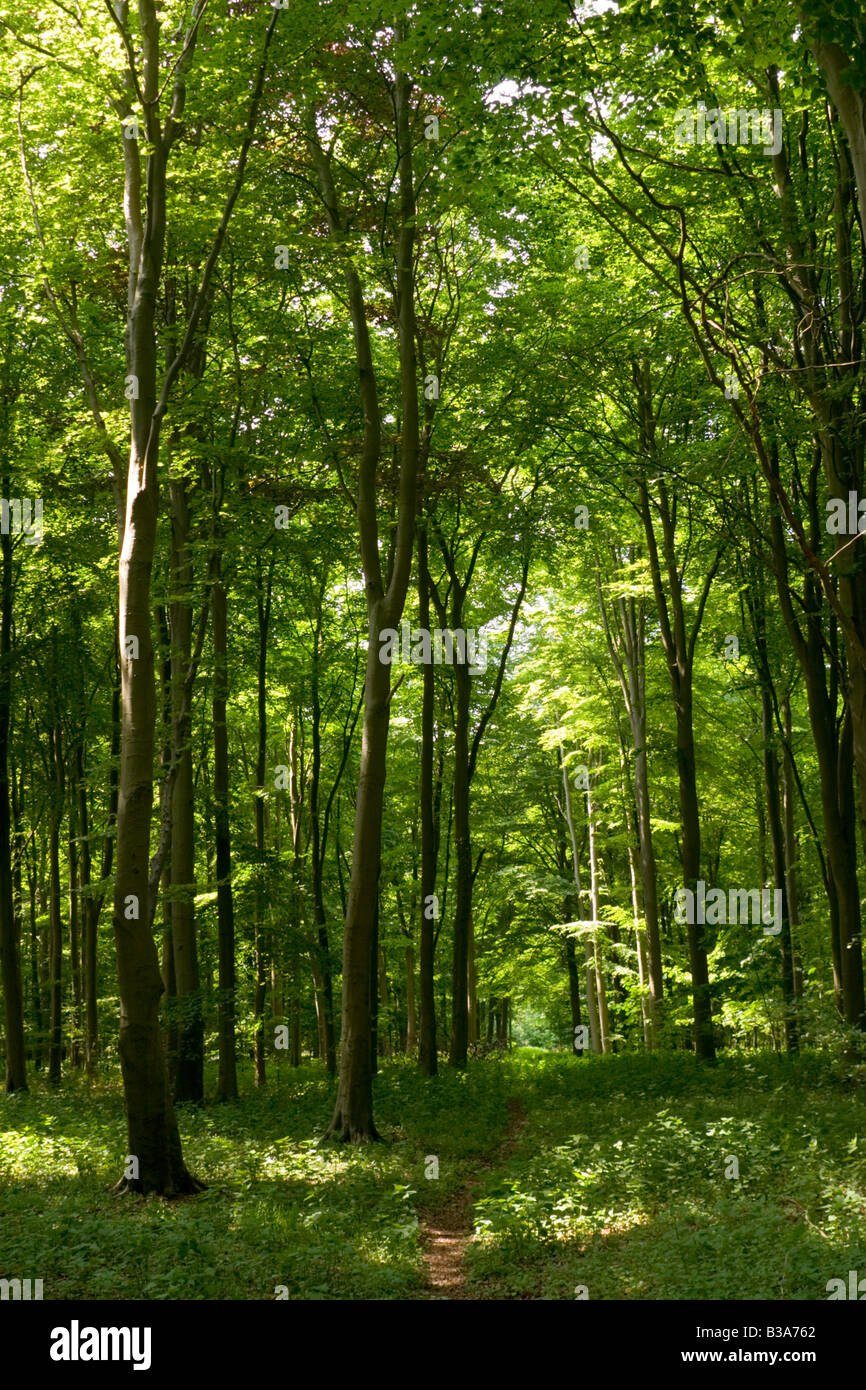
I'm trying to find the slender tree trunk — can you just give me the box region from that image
[496,997,509,1044]
[370,872,380,1078]
[586,773,611,1054]
[0,513,26,1091]
[10,765,26,1065]
[674,675,716,1061]
[48,724,64,1085]
[760,688,798,1052]
[81,656,120,1075]
[377,946,391,1058]
[290,982,301,1068]
[68,823,83,1068]
[596,567,663,1042]
[566,936,582,1033]
[468,911,478,1046]
[310,953,328,1063]
[212,561,237,1101]
[638,468,715,1056]
[560,746,600,1053]
[417,528,438,1076]
[450,649,472,1068]
[632,708,663,1042]
[405,943,417,1054]
[169,476,202,1102]
[27,853,41,1071]
[76,739,97,1075]
[635,360,716,1060]
[309,597,336,1076]
[253,556,273,1088]
[557,819,583,1035]
[766,480,859,1023]
[319,63,419,1142]
[628,841,651,1049]
[781,700,804,1004]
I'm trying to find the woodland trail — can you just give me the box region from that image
[417,1096,526,1301]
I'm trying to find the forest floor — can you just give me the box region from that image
[2,1048,866,1300]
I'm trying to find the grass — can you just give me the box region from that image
[1,1049,864,1300]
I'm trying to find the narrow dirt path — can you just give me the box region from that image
[417,1096,526,1301]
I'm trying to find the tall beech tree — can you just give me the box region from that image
[12,0,283,1191]
[311,46,421,1143]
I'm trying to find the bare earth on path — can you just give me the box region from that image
[417,1096,526,1301]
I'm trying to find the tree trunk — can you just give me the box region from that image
[628,841,651,1049]
[450,650,472,1068]
[319,63,419,1142]
[761,689,798,1052]
[417,527,438,1076]
[566,935,582,1033]
[169,476,202,1103]
[309,594,337,1076]
[370,875,380,1076]
[496,997,509,1044]
[0,512,26,1092]
[586,772,611,1054]
[48,723,64,1084]
[107,0,276,1195]
[377,946,391,1058]
[111,43,198,1194]
[27,850,42,1071]
[310,953,328,1063]
[212,561,238,1101]
[637,430,716,1058]
[405,943,417,1054]
[781,700,804,1004]
[768,493,864,1031]
[809,34,866,249]
[80,653,120,1076]
[560,746,601,1053]
[253,555,273,1088]
[596,564,663,1042]
[68,823,83,1068]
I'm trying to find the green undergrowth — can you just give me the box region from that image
[0,1057,507,1300]
[1,1049,864,1300]
[466,1050,866,1300]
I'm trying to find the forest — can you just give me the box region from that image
[1,0,866,1314]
